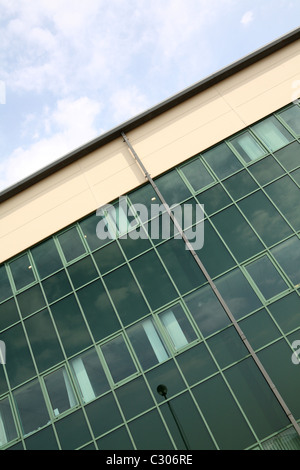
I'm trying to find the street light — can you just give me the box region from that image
[157,384,190,450]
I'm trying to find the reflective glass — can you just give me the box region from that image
[97,426,134,450]
[248,155,285,186]
[176,343,218,386]
[9,254,35,291]
[24,426,59,450]
[184,284,230,337]
[44,367,77,416]
[239,309,280,350]
[0,298,19,331]
[31,238,63,279]
[70,348,110,403]
[119,229,151,259]
[180,158,214,191]
[222,170,258,200]
[271,236,300,286]
[0,397,18,448]
[207,327,248,368]
[238,191,292,246]
[278,105,300,135]
[245,255,288,300]
[197,184,231,215]
[79,213,109,251]
[101,335,137,383]
[115,377,154,420]
[202,142,243,179]
[126,317,169,370]
[145,359,186,404]
[93,241,125,274]
[291,168,300,186]
[265,176,300,231]
[128,183,158,224]
[67,256,98,289]
[57,227,86,262]
[17,284,46,318]
[129,409,174,450]
[268,293,300,334]
[212,206,264,262]
[0,367,8,396]
[155,170,191,206]
[55,409,91,450]
[13,379,49,436]
[273,141,300,172]
[230,132,265,162]
[85,393,123,439]
[252,116,293,152]
[0,265,12,303]
[159,304,197,350]
[42,270,72,304]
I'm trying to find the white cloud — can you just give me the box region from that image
[241,10,254,26]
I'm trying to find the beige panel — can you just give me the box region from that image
[1,40,300,263]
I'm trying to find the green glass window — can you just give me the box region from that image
[251,116,293,152]
[245,255,288,300]
[131,250,177,310]
[145,359,186,404]
[101,335,137,384]
[184,284,230,337]
[42,269,72,304]
[13,379,49,436]
[115,377,154,420]
[97,426,134,450]
[57,227,86,263]
[119,229,151,259]
[0,367,8,397]
[70,348,110,403]
[192,374,255,450]
[274,141,300,172]
[222,170,258,200]
[24,426,59,450]
[77,279,120,341]
[67,256,98,289]
[230,131,266,162]
[248,154,285,186]
[157,239,206,294]
[17,284,46,318]
[268,293,300,334]
[54,409,91,450]
[0,265,12,303]
[278,105,300,135]
[271,236,300,287]
[79,213,109,251]
[265,176,300,231]
[31,238,63,279]
[129,183,158,224]
[224,358,289,439]
[104,265,149,326]
[44,367,77,417]
[50,295,92,357]
[93,241,125,274]
[0,397,18,448]
[9,254,35,291]
[202,142,243,179]
[155,170,191,206]
[158,304,197,351]
[215,268,262,320]
[291,168,300,186]
[161,391,216,450]
[180,158,214,192]
[238,191,292,246]
[239,309,281,350]
[212,205,264,262]
[129,409,174,450]
[2,324,36,387]
[207,327,249,368]
[0,298,19,331]
[25,309,64,373]
[176,343,218,386]
[197,184,231,215]
[126,317,169,370]
[85,393,123,439]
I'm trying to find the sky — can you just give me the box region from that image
[0,0,299,192]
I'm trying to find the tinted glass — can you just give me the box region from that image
[252,116,293,152]
[24,426,59,450]
[97,426,134,450]
[202,142,243,179]
[268,293,300,334]
[0,266,12,303]
[159,304,197,350]
[273,141,300,171]
[271,237,300,286]
[197,184,231,215]
[0,397,18,447]
[278,106,300,135]
[0,298,19,330]
[145,359,186,404]
[9,254,35,291]
[93,242,125,274]
[222,170,258,200]
[79,213,108,251]
[44,367,77,416]
[115,377,154,420]
[291,168,300,186]
[17,284,46,318]
[101,335,137,383]
[85,393,123,438]
[155,170,191,206]
[58,227,86,262]
[129,410,174,450]
[265,176,300,231]
[239,309,280,349]
[207,327,248,368]
[42,270,72,304]
[176,343,217,385]
[230,132,265,162]
[67,256,98,289]
[13,380,49,436]
[245,256,288,299]
[31,238,63,279]
[248,155,285,185]
[55,409,91,450]
[180,158,214,191]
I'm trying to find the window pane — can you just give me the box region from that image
[252,116,293,152]
[104,265,149,326]
[85,393,122,438]
[58,227,86,262]
[129,183,158,224]
[42,270,72,304]
[93,241,125,274]
[129,409,174,450]
[31,238,63,279]
[145,359,186,403]
[184,284,230,337]
[70,348,110,403]
[197,184,231,215]
[222,170,258,200]
[176,343,218,386]
[245,256,288,300]
[13,380,49,436]
[207,327,248,368]
[230,132,265,162]
[238,191,292,246]
[291,168,300,186]
[97,426,134,450]
[115,377,154,420]
[9,254,35,291]
[271,237,300,287]
[17,284,46,318]
[203,143,243,179]
[248,155,285,186]
[239,309,281,349]
[155,170,191,206]
[101,335,137,383]
[119,230,151,259]
[265,176,300,231]
[79,213,108,251]
[274,141,300,171]
[0,298,19,331]
[215,268,262,320]
[24,426,59,450]
[67,256,98,289]
[159,304,197,350]
[44,367,77,416]
[180,158,214,191]
[0,266,12,303]
[278,106,300,135]
[268,293,300,334]
[54,409,91,450]
[126,317,169,370]
[212,205,264,262]
[0,397,18,448]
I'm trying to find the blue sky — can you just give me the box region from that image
[0,0,299,191]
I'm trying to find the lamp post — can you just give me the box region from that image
[157,384,190,450]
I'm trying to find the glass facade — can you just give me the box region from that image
[0,103,300,450]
